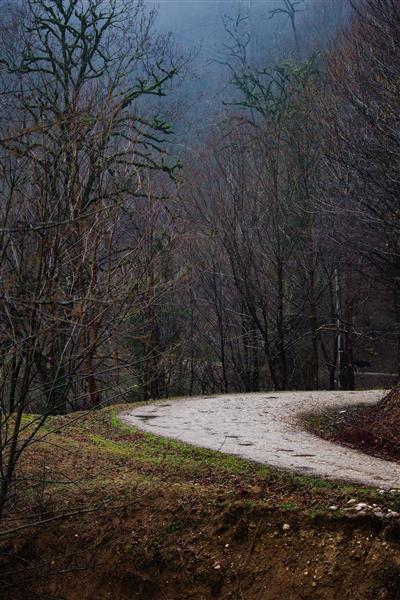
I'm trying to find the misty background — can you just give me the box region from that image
[145,0,351,138]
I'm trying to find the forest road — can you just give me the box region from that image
[120,390,400,489]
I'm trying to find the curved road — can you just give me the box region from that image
[120,390,400,489]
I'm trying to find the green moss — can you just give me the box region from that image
[107,407,272,477]
[280,501,299,511]
[88,434,134,456]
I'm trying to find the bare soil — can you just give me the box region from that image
[4,495,400,600]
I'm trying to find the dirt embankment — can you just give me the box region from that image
[306,387,400,464]
[337,386,400,460]
[3,491,400,600]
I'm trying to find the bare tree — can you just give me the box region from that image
[269,0,305,54]
[320,0,400,380]
[0,0,182,521]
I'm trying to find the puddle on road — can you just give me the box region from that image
[294,454,315,458]
[136,415,159,421]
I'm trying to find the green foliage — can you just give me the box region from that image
[230,58,318,122]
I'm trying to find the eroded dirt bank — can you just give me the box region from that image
[3,492,400,600]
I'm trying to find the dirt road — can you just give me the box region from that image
[120,390,400,489]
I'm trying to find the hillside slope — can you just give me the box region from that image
[2,405,400,599]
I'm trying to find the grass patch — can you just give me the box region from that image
[280,501,299,511]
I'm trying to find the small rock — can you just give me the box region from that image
[374,511,384,518]
[329,505,339,511]
[378,489,386,495]
[282,523,291,531]
[386,511,398,518]
[347,499,357,505]
[355,503,368,511]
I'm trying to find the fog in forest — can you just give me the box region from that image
[144,0,350,132]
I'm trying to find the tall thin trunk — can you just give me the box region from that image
[345,294,355,390]
[8,356,21,414]
[334,267,344,389]
[277,262,287,390]
[309,274,319,390]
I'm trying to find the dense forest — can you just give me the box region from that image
[1,0,400,521]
